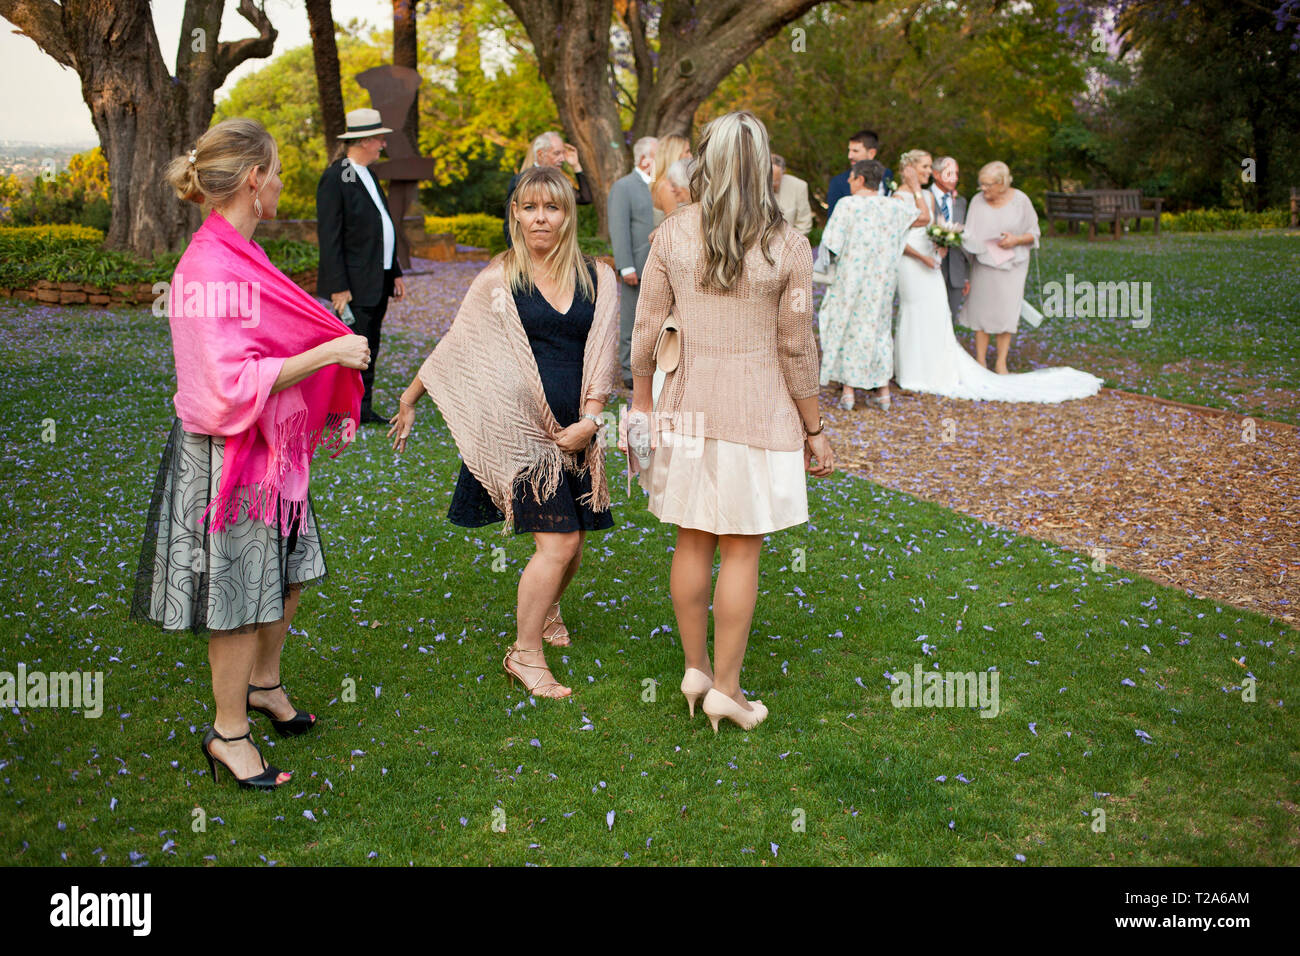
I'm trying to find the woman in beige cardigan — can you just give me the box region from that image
[626,111,836,733]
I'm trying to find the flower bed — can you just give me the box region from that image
[0,230,320,307]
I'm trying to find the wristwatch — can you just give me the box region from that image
[582,413,604,429]
[805,416,825,437]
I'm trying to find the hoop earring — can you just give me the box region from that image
[254,197,264,218]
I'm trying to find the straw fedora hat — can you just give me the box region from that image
[338,108,394,139]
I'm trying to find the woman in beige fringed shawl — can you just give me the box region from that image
[390,166,619,699]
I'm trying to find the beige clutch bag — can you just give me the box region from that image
[653,312,681,372]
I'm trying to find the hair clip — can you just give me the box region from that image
[188,148,197,165]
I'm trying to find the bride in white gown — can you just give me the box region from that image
[892,152,1102,403]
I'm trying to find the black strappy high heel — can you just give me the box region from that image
[246,682,317,737]
[201,726,290,790]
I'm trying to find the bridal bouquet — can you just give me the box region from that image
[926,222,963,248]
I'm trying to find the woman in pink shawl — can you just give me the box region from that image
[130,119,368,789]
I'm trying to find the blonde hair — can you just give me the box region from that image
[652,134,690,187]
[690,111,785,292]
[503,166,594,303]
[898,149,931,171]
[166,118,278,210]
[978,160,1013,186]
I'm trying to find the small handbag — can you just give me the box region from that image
[1019,298,1044,328]
[812,243,837,285]
[653,312,681,373]
[1019,245,1044,327]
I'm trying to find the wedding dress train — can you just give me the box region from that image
[892,193,1103,403]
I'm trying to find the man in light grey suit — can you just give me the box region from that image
[931,156,969,322]
[608,136,658,387]
[772,154,813,236]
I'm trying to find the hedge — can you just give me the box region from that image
[425,213,508,254]
[1158,207,1290,233]
[0,231,320,292]
[0,223,105,243]
[578,235,613,258]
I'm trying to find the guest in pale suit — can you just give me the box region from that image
[626,110,835,734]
[930,156,969,322]
[609,136,658,387]
[771,154,813,236]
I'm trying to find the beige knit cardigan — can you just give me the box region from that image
[630,204,821,452]
[420,255,620,531]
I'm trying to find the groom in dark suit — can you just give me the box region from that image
[826,129,891,221]
[317,108,406,424]
[930,156,969,322]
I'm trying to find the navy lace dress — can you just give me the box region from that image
[447,263,613,534]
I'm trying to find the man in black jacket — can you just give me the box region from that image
[317,108,406,424]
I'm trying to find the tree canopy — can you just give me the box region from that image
[703,0,1090,215]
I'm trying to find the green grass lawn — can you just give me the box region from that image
[971,229,1300,424]
[1,293,1296,866]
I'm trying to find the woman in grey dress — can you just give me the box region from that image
[131,119,369,789]
[960,161,1041,375]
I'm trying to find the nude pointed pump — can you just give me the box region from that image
[701,688,769,734]
[680,668,713,718]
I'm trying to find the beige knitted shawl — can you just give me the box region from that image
[420,255,619,532]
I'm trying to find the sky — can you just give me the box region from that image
[0,0,393,144]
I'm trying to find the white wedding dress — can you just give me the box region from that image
[893,191,1103,403]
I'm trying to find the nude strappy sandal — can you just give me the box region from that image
[502,644,572,699]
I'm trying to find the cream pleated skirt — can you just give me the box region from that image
[638,433,809,535]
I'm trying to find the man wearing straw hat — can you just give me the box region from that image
[317,108,407,425]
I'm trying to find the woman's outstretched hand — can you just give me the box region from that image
[804,432,835,478]
[389,402,415,454]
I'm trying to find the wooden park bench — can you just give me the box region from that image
[1085,189,1163,236]
[1044,191,1116,240]
[1044,189,1164,239]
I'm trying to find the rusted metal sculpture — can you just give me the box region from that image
[356,65,435,269]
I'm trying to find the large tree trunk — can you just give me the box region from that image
[0,0,277,255]
[393,0,419,154]
[503,0,630,237]
[504,0,871,237]
[306,0,346,154]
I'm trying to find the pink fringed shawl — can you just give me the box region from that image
[419,256,619,532]
[170,211,362,534]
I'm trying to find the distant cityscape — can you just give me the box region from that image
[0,141,100,183]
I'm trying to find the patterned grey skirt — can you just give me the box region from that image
[130,419,327,635]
